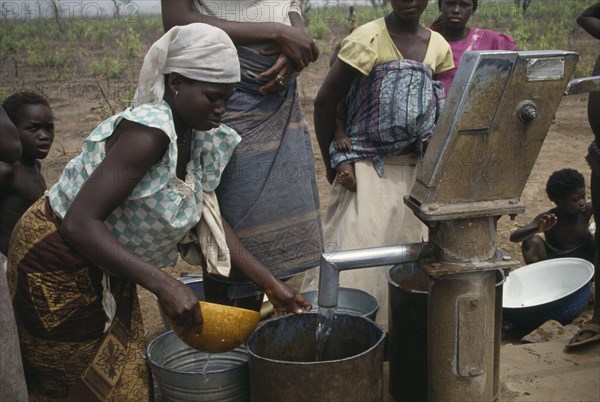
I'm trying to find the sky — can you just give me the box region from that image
[1,0,514,21]
[1,0,162,20]
[0,0,403,20]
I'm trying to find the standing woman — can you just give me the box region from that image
[0,105,27,401]
[162,1,323,306]
[431,0,516,97]
[308,0,453,326]
[7,23,309,400]
[568,0,600,349]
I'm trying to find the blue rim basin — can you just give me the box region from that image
[503,258,594,330]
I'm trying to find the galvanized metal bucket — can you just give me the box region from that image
[247,312,385,402]
[300,287,380,320]
[147,331,250,402]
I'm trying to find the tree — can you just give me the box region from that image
[514,0,533,15]
[299,0,312,26]
[50,0,64,33]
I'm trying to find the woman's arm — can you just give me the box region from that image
[60,120,202,334]
[577,1,600,39]
[161,0,318,70]
[313,59,359,183]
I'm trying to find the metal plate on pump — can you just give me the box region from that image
[406,51,579,221]
[526,57,565,81]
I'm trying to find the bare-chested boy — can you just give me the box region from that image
[510,168,594,264]
[0,92,54,258]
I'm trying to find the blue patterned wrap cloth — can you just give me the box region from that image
[330,59,445,176]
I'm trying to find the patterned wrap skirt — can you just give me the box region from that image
[7,197,151,401]
[214,48,323,284]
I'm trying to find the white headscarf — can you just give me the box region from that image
[134,23,240,106]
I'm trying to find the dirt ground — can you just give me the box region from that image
[2,17,598,399]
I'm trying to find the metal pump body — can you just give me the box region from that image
[318,50,583,401]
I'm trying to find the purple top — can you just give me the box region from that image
[437,27,516,96]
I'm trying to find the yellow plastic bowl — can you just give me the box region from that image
[170,301,260,353]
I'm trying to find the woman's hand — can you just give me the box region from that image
[157,278,203,337]
[258,52,297,95]
[273,25,319,70]
[264,280,312,315]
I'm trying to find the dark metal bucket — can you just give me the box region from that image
[146,331,250,402]
[386,264,505,401]
[247,312,385,402]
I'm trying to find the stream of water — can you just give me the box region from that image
[315,307,335,361]
[200,353,212,383]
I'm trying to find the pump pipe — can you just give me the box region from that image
[317,243,425,308]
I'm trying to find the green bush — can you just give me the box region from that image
[90,57,127,78]
[118,27,141,60]
[308,18,330,40]
[27,48,68,69]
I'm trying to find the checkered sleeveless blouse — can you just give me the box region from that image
[48,101,240,267]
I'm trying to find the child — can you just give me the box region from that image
[322,0,452,192]
[304,0,453,325]
[510,168,595,264]
[0,92,54,258]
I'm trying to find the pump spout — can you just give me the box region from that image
[317,243,425,309]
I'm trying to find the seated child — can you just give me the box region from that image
[0,92,55,260]
[510,168,595,264]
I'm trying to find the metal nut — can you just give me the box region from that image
[516,100,538,122]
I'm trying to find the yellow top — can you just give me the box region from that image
[338,17,454,76]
